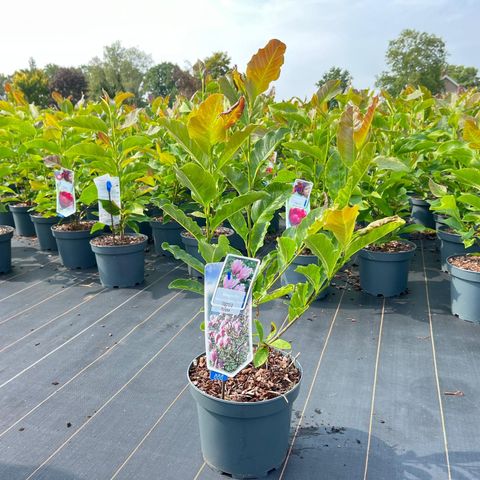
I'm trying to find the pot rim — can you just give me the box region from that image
[447,254,480,275]
[361,239,417,255]
[181,228,234,239]
[187,351,302,406]
[0,226,14,237]
[89,233,148,248]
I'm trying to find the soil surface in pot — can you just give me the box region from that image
[12,202,33,208]
[365,240,415,253]
[0,226,14,235]
[90,234,145,246]
[52,221,95,232]
[189,350,301,403]
[449,255,480,273]
[182,226,233,239]
[408,231,437,240]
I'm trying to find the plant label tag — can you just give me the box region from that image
[205,262,254,378]
[209,370,228,382]
[211,254,260,313]
[94,174,121,226]
[54,168,75,217]
[286,178,313,228]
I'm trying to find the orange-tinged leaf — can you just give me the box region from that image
[4,83,11,93]
[464,118,480,149]
[187,93,226,150]
[12,90,27,106]
[114,92,134,107]
[52,91,64,105]
[97,131,110,145]
[353,96,379,149]
[232,68,246,94]
[220,96,245,128]
[337,104,355,166]
[246,39,286,100]
[323,205,359,247]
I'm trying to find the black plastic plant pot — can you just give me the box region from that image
[150,219,183,257]
[31,215,60,251]
[188,354,302,479]
[0,226,14,274]
[447,255,480,323]
[358,241,416,297]
[437,226,480,273]
[52,227,98,269]
[0,207,15,228]
[433,214,448,232]
[10,205,36,236]
[281,254,328,300]
[90,234,147,288]
[410,198,435,230]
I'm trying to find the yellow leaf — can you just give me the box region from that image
[246,39,286,100]
[136,176,156,186]
[51,91,64,105]
[159,152,176,166]
[0,101,15,113]
[44,113,61,130]
[187,93,226,150]
[30,180,46,191]
[353,96,379,149]
[231,68,246,94]
[12,90,27,106]
[323,205,359,247]
[114,92,134,107]
[220,96,245,128]
[464,118,480,149]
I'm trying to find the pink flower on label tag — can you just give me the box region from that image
[289,207,307,226]
[59,191,74,209]
[223,275,239,289]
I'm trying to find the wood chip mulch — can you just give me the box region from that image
[189,350,301,403]
[181,226,233,239]
[365,240,415,253]
[52,221,96,232]
[449,255,480,273]
[90,234,145,246]
[0,226,14,236]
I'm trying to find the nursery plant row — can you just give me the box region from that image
[1,38,479,478]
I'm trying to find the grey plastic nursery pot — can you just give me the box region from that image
[188,354,302,479]
[52,227,98,269]
[31,215,59,251]
[0,206,15,228]
[10,204,36,236]
[0,226,14,274]
[281,254,328,300]
[358,241,416,297]
[410,197,435,230]
[90,234,147,288]
[437,226,480,272]
[150,219,183,257]
[447,255,480,324]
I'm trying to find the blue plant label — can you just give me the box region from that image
[204,262,254,379]
[94,174,121,226]
[285,178,313,228]
[209,370,228,382]
[54,168,75,217]
[211,255,260,313]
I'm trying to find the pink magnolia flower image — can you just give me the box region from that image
[223,275,239,289]
[59,191,74,209]
[237,266,252,281]
[289,207,307,226]
[210,348,218,365]
[231,259,245,276]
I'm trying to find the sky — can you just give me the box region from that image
[1,0,478,100]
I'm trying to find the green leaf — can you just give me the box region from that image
[120,135,151,155]
[176,162,217,207]
[337,104,355,166]
[158,202,203,240]
[223,165,249,195]
[168,278,203,295]
[345,216,405,260]
[255,319,264,343]
[374,156,410,172]
[78,183,98,206]
[161,243,205,275]
[210,191,266,231]
[315,79,342,104]
[304,233,339,277]
[253,346,269,367]
[277,236,297,271]
[283,141,325,160]
[62,115,108,133]
[295,263,324,290]
[428,178,447,198]
[255,284,294,305]
[269,338,292,350]
[458,193,480,210]
[288,282,313,322]
[453,168,480,190]
[250,128,288,180]
[99,199,120,216]
[90,222,105,234]
[65,143,109,159]
[218,125,256,169]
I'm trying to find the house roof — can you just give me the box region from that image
[441,75,460,87]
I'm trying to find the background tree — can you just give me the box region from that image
[0,73,9,97]
[86,41,153,101]
[193,51,231,80]
[49,67,87,103]
[144,62,179,99]
[376,29,447,95]
[316,66,352,92]
[11,58,50,107]
[445,64,480,89]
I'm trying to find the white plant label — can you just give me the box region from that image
[285,178,313,228]
[205,261,254,378]
[94,174,121,226]
[54,168,76,217]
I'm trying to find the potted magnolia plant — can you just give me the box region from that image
[0,225,14,273]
